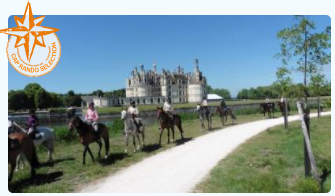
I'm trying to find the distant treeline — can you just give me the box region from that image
[236,82,331,100]
[8,83,126,111]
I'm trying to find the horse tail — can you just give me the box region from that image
[103,126,110,154]
[230,110,237,120]
[175,115,184,133]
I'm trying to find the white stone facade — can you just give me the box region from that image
[126,59,207,103]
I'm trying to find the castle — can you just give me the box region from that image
[126,59,207,104]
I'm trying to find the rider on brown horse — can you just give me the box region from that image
[202,97,209,116]
[220,98,227,112]
[163,97,174,122]
[85,102,100,139]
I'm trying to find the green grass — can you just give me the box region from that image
[194,116,331,193]
[8,109,329,193]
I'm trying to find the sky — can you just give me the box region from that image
[7,15,331,97]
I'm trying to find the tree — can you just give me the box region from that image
[35,89,51,109]
[92,89,104,97]
[212,88,231,100]
[24,83,44,109]
[277,16,331,102]
[8,90,28,111]
[237,89,249,99]
[309,74,326,117]
[65,90,82,107]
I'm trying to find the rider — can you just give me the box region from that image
[163,97,174,122]
[220,98,227,112]
[27,109,40,139]
[265,96,270,106]
[202,97,209,115]
[85,102,99,136]
[128,100,141,132]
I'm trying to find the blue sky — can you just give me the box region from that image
[8,15,331,97]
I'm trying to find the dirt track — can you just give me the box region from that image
[80,112,331,193]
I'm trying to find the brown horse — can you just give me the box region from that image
[69,116,110,165]
[156,107,184,145]
[260,103,275,118]
[278,101,291,116]
[216,106,236,126]
[8,132,39,182]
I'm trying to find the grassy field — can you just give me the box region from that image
[194,116,331,193]
[8,108,329,193]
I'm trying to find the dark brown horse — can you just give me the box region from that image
[216,106,236,126]
[69,116,110,164]
[8,132,39,182]
[278,101,291,116]
[260,103,275,118]
[156,107,184,145]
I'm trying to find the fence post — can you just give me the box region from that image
[296,101,322,188]
[284,98,288,129]
[303,106,311,177]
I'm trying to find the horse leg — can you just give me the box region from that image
[159,128,164,146]
[133,134,137,153]
[8,160,16,182]
[167,128,170,144]
[125,133,129,153]
[82,146,88,165]
[97,140,102,158]
[136,133,141,150]
[87,145,95,162]
[171,127,175,142]
[44,141,53,162]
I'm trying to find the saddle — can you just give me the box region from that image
[30,130,42,140]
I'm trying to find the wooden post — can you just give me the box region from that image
[303,107,311,177]
[317,97,321,118]
[284,98,288,129]
[296,102,322,187]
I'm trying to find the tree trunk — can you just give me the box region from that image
[284,98,288,129]
[317,96,321,118]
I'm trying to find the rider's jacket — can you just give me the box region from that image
[85,108,99,122]
[265,98,270,103]
[128,106,139,116]
[202,99,208,107]
[27,114,39,128]
[163,102,173,113]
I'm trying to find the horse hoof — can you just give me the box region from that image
[104,155,108,159]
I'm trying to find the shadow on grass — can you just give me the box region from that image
[39,157,75,168]
[175,137,193,145]
[99,153,129,166]
[141,144,161,153]
[9,171,63,193]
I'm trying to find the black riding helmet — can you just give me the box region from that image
[130,100,136,107]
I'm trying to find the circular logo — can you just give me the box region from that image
[7,33,61,77]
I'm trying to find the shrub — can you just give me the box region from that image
[294,178,321,193]
[54,126,77,143]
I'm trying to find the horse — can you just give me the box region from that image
[196,104,214,131]
[8,132,39,182]
[216,106,236,126]
[156,107,184,145]
[121,110,145,153]
[69,116,109,164]
[260,102,275,118]
[8,120,55,170]
[278,101,291,116]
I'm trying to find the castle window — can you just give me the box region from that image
[143,99,146,104]
[137,99,140,104]
[151,98,153,103]
[158,98,161,103]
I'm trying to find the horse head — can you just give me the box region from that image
[69,116,81,132]
[121,110,127,120]
[196,104,201,111]
[156,106,163,119]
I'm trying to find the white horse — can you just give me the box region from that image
[196,104,213,132]
[121,110,145,153]
[8,120,55,170]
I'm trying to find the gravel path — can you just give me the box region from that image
[80,112,331,193]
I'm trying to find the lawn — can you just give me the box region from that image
[8,109,329,193]
[194,116,331,193]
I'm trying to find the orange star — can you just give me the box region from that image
[0,2,59,62]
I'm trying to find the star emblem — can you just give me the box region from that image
[0,2,59,62]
